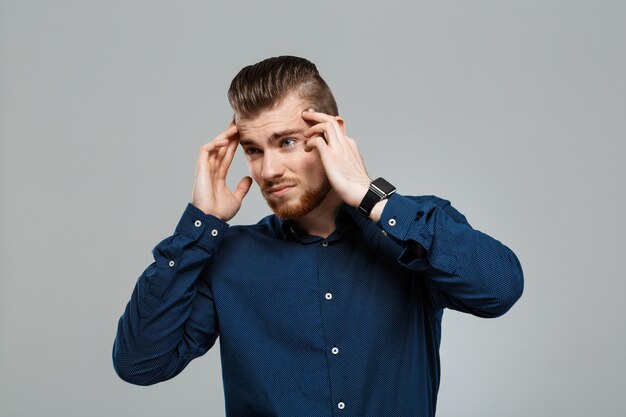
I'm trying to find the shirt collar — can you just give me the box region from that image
[272,204,368,243]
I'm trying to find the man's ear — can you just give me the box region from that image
[334,116,346,135]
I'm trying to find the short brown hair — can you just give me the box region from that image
[227,56,338,120]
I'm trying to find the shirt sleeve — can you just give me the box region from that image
[378,193,524,318]
[112,203,229,385]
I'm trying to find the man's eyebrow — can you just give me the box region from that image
[269,128,303,142]
[239,138,257,146]
[240,129,304,146]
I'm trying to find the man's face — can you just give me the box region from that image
[237,92,331,219]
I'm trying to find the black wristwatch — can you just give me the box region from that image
[357,177,396,218]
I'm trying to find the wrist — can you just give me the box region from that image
[357,177,396,219]
[352,181,371,208]
[191,201,229,222]
[368,199,387,223]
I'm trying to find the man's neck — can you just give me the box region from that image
[290,190,344,239]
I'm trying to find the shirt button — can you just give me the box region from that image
[321,241,328,247]
[331,346,339,355]
[168,260,175,267]
[325,292,333,300]
[194,220,202,227]
[211,229,219,237]
[338,401,345,410]
[388,218,397,226]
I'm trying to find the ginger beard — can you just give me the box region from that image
[261,176,332,220]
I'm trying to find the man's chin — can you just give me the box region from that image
[265,190,328,220]
[263,179,332,220]
[267,200,308,220]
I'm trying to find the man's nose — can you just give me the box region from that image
[261,151,285,180]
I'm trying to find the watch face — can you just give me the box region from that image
[372,177,396,196]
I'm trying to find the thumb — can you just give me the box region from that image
[233,176,253,202]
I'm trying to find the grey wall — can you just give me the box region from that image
[1,1,624,416]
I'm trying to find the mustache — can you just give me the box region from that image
[262,179,298,192]
[261,179,298,196]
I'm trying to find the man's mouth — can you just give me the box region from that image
[266,184,295,197]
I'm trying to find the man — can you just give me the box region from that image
[113,56,523,416]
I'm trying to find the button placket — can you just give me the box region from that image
[317,234,343,412]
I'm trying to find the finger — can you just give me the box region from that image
[201,138,228,153]
[206,142,229,177]
[213,142,229,179]
[217,138,239,180]
[301,108,336,122]
[302,111,344,144]
[302,110,343,135]
[206,123,238,164]
[303,122,340,146]
[302,122,328,137]
[197,139,228,173]
[302,124,328,142]
[232,176,253,202]
[218,123,239,140]
[304,135,329,155]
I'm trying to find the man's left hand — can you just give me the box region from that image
[302,109,371,208]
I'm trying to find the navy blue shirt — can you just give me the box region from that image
[113,193,523,416]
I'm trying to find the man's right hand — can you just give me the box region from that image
[191,122,252,221]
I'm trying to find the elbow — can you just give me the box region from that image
[113,360,152,386]
[112,339,163,386]
[113,365,147,386]
[504,249,525,311]
[489,275,524,318]
[480,255,525,318]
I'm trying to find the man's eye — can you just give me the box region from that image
[281,138,297,147]
[245,147,261,156]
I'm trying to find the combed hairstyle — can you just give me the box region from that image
[227,56,338,121]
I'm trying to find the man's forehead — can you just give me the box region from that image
[237,109,301,129]
[236,96,310,140]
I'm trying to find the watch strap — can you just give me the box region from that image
[357,177,396,217]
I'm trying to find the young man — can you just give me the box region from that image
[113,56,523,416]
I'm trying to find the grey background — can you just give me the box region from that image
[1,0,624,416]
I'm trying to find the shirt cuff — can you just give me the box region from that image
[378,193,436,251]
[175,203,229,253]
